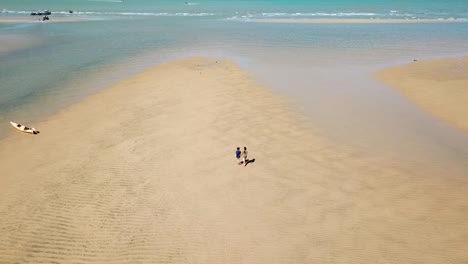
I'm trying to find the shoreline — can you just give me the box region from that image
[0,17,88,23]
[375,56,468,133]
[1,57,467,263]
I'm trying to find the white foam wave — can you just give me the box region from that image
[4,10,215,17]
[259,12,378,17]
[226,16,468,23]
[97,12,214,17]
[224,11,468,22]
[3,9,467,21]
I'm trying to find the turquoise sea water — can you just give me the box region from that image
[1,0,468,171]
[2,0,468,20]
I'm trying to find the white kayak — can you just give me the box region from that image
[10,121,40,135]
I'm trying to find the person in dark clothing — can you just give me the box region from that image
[236,147,242,165]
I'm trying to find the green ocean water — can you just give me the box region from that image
[1,0,468,168]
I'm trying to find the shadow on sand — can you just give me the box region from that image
[245,158,256,167]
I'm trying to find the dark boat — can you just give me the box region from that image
[30,10,51,16]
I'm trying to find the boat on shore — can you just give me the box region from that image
[10,121,40,135]
[30,10,51,16]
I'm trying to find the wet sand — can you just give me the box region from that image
[0,58,467,263]
[376,56,468,133]
[0,17,84,23]
[0,35,42,55]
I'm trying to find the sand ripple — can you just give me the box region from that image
[0,58,467,263]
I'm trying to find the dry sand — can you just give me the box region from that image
[0,58,467,263]
[376,57,468,133]
[248,18,465,24]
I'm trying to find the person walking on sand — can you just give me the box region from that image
[236,147,242,165]
[242,146,248,166]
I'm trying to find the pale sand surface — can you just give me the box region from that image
[376,57,468,133]
[248,18,465,24]
[0,58,467,263]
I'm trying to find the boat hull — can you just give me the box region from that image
[10,121,40,135]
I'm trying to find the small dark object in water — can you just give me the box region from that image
[69,10,73,13]
[42,16,49,21]
[413,59,418,62]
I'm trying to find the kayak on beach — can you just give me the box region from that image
[10,121,40,135]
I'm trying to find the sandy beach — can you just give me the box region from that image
[0,58,467,263]
[376,57,468,133]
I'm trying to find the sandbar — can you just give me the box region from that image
[0,58,467,263]
[376,56,468,133]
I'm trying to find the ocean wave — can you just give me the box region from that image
[70,11,215,16]
[224,11,468,21]
[3,10,215,17]
[258,12,378,17]
[226,16,468,23]
[2,9,467,21]
[227,12,403,19]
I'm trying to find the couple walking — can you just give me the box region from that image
[236,147,248,166]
